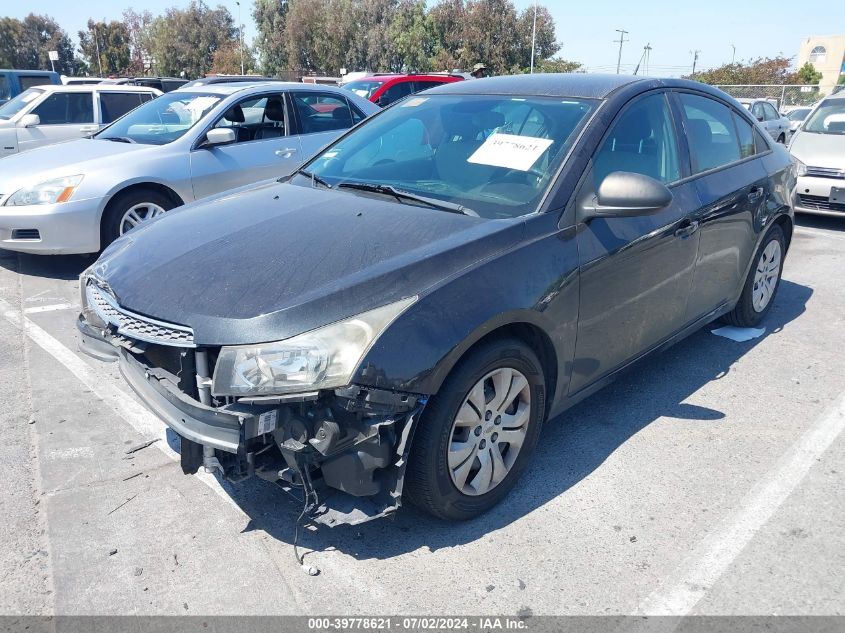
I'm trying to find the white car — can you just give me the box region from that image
[736,98,790,143]
[0,84,160,157]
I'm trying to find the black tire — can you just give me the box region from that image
[722,224,785,327]
[101,188,176,250]
[405,338,546,521]
[777,133,786,144]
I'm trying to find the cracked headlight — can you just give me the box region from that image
[211,296,417,396]
[5,175,84,206]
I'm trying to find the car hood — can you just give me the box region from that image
[89,181,523,345]
[790,131,845,170]
[0,138,152,192]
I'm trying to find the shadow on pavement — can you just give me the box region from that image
[0,249,96,281]
[795,214,845,233]
[218,279,813,560]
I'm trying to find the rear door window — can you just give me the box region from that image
[99,92,144,123]
[679,93,741,173]
[762,102,780,121]
[32,92,95,124]
[733,112,756,159]
[381,81,415,105]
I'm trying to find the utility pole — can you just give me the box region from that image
[235,1,244,74]
[731,44,736,64]
[691,49,700,76]
[643,43,652,75]
[529,1,537,74]
[614,29,629,74]
[94,25,102,76]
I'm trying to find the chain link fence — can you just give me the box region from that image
[713,84,826,111]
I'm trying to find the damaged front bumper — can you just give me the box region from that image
[77,314,425,527]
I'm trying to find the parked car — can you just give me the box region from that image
[104,77,189,92]
[343,73,464,107]
[0,82,377,253]
[0,69,60,105]
[61,76,107,85]
[0,84,160,158]
[736,98,790,143]
[181,75,286,89]
[77,74,794,526]
[789,93,845,217]
[785,106,812,139]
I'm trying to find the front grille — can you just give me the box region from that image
[11,229,40,240]
[805,166,845,179]
[797,194,845,213]
[86,281,195,347]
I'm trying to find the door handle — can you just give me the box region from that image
[275,148,298,157]
[747,187,764,202]
[674,220,699,239]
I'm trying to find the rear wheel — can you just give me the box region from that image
[101,188,176,249]
[722,224,785,327]
[405,338,545,520]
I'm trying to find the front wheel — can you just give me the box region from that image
[777,133,786,144]
[405,338,546,520]
[101,189,175,250]
[722,224,785,327]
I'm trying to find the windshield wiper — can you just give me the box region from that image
[336,183,477,216]
[101,136,135,144]
[294,168,332,189]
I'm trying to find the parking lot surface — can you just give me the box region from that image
[0,216,843,616]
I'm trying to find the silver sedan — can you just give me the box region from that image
[0,82,378,254]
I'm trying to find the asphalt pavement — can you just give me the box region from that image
[0,215,843,618]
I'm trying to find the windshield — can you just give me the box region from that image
[787,108,810,121]
[803,100,845,135]
[95,91,222,145]
[343,80,386,100]
[0,88,44,120]
[300,94,597,218]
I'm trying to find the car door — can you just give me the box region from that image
[189,92,303,200]
[569,90,702,394]
[292,91,363,160]
[374,80,415,107]
[19,91,97,150]
[18,91,97,152]
[763,102,787,141]
[676,92,769,321]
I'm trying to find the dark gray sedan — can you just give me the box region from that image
[78,74,794,526]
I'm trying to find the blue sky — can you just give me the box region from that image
[5,0,843,75]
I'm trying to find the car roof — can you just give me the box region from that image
[28,83,159,93]
[425,73,744,101]
[173,81,347,95]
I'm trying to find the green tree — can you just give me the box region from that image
[687,56,801,85]
[0,18,24,69]
[122,8,155,75]
[838,74,845,85]
[796,62,822,85]
[284,0,329,72]
[253,0,289,75]
[146,1,237,78]
[387,0,435,72]
[514,5,558,72]
[429,0,466,71]
[5,14,78,74]
[209,43,257,74]
[79,20,131,75]
[534,57,582,74]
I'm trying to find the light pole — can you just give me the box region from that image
[235,1,244,74]
[731,44,736,64]
[691,49,700,76]
[614,29,628,74]
[94,25,103,76]
[529,1,537,74]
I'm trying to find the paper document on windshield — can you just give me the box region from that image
[467,133,553,171]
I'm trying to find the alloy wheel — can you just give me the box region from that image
[119,202,167,235]
[447,367,531,496]
[752,239,782,312]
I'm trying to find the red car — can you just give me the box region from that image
[342,73,464,107]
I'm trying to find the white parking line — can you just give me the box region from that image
[634,388,845,617]
[23,303,75,314]
[0,298,246,517]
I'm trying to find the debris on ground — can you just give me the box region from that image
[107,493,138,516]
[134,567,143,576]
[124,438,159,454]
[122,472,142,481]
[108,548,118,556]
[711,325,766,342]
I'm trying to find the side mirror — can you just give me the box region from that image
[18,114,40,128]
[585,171,673,219]
[755,114,764,122]
[203,128,236,148]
